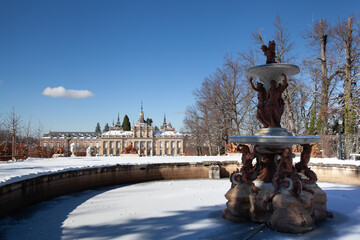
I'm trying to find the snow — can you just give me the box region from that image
[1,156,359,187]
[0,179,359,239]
[0,155,241,186]
[0,156,360,239]
[102,130,133,136]
[154,131,183,136]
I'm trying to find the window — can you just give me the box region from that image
[44,143,47,147]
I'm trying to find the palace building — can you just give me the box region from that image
[40,105,184,156]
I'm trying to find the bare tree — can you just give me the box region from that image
[5,107,22,160]
[333,16,360,134]
[35,120,43,143]
[24,118,32,145]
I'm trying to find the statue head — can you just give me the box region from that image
[257,82,264,89]
[283,147,292,157]
[270,80,277,88]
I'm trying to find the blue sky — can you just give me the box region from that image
[0,0,358,133]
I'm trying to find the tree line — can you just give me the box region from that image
[184,15,360,158]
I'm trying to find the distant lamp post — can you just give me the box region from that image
[338,117,343,160]
[66,135,72,157]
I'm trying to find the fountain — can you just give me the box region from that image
[222,41,332,233]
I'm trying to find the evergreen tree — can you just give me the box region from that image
[122,115,131,131]
[103,123,109,132]
[146,118,153,126]
[154,126,160,131]
[95,122,101,133]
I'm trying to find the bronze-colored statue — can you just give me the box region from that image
[257,154,276,183]
[295,144,318,184]
[55,147,64,154]
[265,147,301,202]
[226,142,240,153]
[121,142,137,154]
[233,145,259,193]
[261,40,277,64]
[263,73,288,128]
[249,78,269,128]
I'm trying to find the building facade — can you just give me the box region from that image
[40,106,184,156]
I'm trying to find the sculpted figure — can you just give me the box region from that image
[261,40,277,64]
[249,78,269,127]
[86,146,92,157]
[70,143,76,157]
[227,142,240,153]
[55,147,64,154]
[257,154,276,183]
[230,145,259,193]
[264,73,288,127]
[122,142,137,154]
[295,144,318,184]
[265,148,301,202]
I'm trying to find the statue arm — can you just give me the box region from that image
[249,78,257,91]
[280,73,288,91]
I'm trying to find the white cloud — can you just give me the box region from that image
[42,86,95,99]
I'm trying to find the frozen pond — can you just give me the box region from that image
[0,179,359,239]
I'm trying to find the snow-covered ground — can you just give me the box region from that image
[1,155,359,187]
[0,179,359,240]
[0,156,360,239]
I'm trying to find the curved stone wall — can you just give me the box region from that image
[0,161,359,219]
[0,161,239,219]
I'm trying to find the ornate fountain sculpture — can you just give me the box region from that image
[222,41,332,233]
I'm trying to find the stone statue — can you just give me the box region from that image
[55,147,64,154]
[257,154,276,182]
[263,73,288,128]
[265,147,301,202]
[249,78,268,127]
[70,143,76,157]
[86,146,92,157]
[230,145,259,193]
[226,142,240,153]
[261,40,277,64]
[295,144,318,184]
[121,142,137,154]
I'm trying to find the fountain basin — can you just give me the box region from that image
[246,63,300,90]
[229,135,321,152]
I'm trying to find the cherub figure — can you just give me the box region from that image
[249,78,269,128]
[261,40,277,64]
[230,145,259,193]
[295,144,318,184]
[264,147,301,202]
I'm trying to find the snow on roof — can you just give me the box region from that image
[102,130,133,137]
[154,131,183,136]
